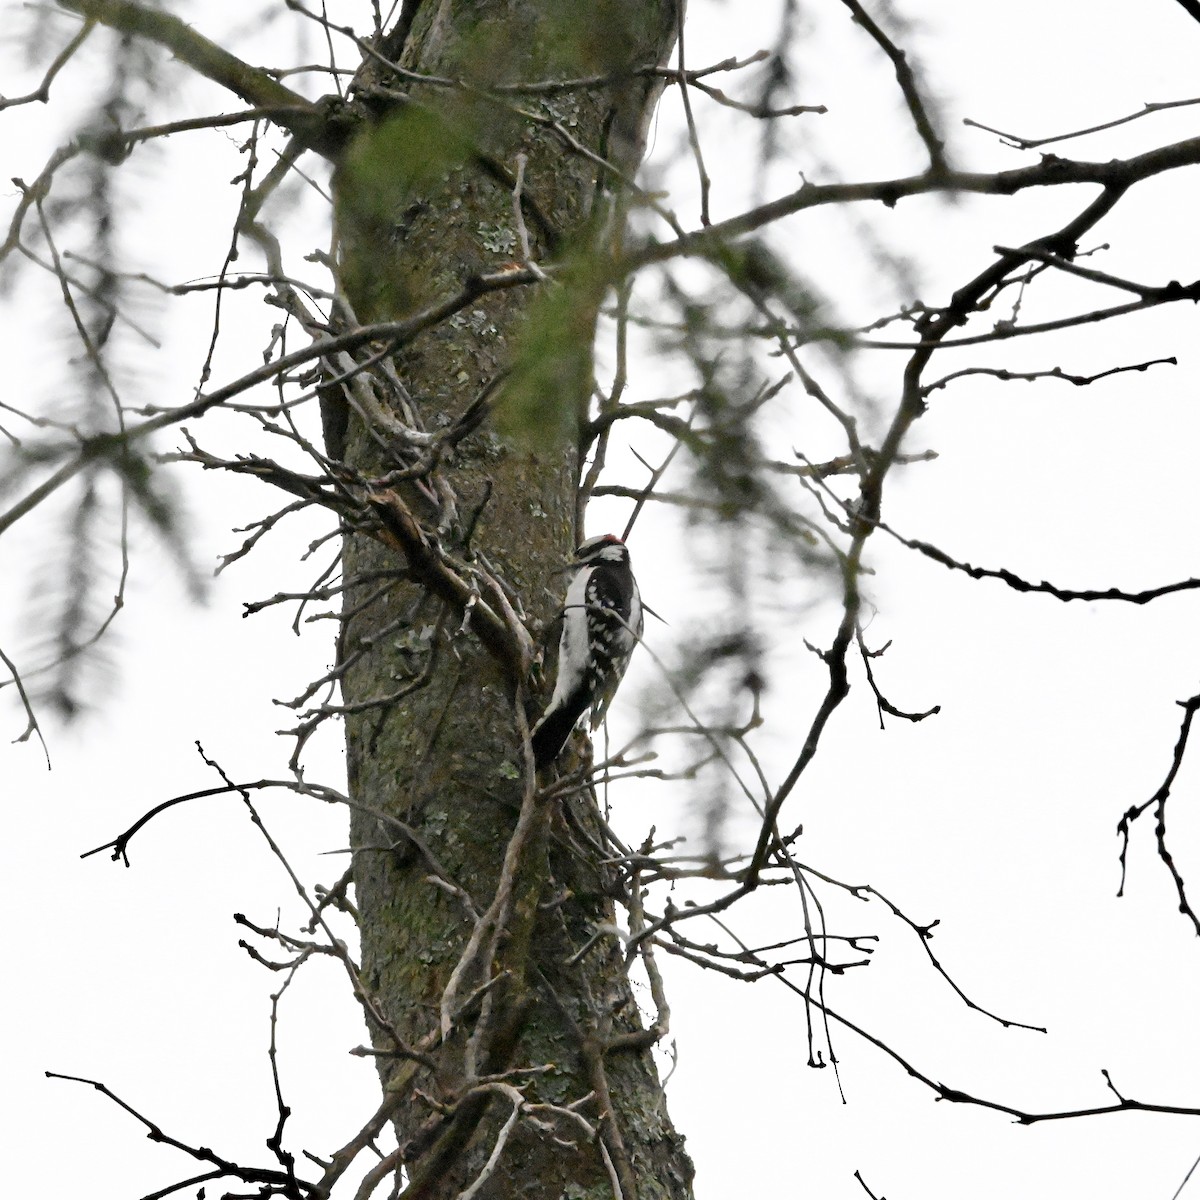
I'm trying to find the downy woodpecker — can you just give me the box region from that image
[531,534,643,768]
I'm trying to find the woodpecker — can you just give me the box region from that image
[531,534,644,768]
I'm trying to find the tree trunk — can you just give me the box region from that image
[333,4,694,1197]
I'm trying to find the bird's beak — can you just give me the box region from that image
[641,600,667,625]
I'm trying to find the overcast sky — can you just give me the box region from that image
[4,2,1200,1198]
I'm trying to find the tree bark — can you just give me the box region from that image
[334,4,694,1197]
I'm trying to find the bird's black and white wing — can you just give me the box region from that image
[530,535,643,768]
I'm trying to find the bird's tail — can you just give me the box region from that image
[531,703,581,769]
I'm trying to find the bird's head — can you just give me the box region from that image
[574,533,629,565]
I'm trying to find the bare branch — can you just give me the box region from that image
[622,135,1200,272]
[921,355,1176,397]
[0,16,96,110]
[876,519,1200,606]
[367,489,535,680]
[44,1071,319,1195]
[0,266,542,540]
[838,0,947,173]
[964,95,1200,151]
[1118,692,1200,937]
[56,0,345,157]
[0,644,50,763]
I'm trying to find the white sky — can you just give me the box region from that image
[4,2,1200,1198]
